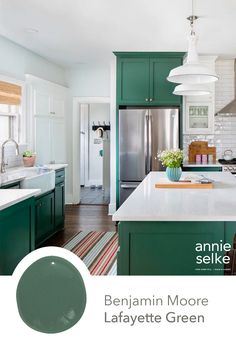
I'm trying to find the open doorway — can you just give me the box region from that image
[79,102,110,205]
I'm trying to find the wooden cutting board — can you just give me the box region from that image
[155,180,213,189]
[188,141,216,163]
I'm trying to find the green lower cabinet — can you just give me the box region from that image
[35,191,55,247]
[0,169,66,273]
[0,197,35,275]
[55,182,65,230]
[35,169,65,247]
[182,167,222,172]
[118,221,236,276]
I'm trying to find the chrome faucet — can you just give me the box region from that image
[1,138,20,173]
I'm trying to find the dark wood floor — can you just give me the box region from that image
[43,204,116,247]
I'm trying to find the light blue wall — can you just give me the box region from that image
[0,35,66,85]
[66,63,110,96]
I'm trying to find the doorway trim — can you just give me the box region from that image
[72,96,110,204]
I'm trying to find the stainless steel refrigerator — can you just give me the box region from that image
[119,107,179,205]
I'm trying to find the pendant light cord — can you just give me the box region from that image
[190,0,195,35]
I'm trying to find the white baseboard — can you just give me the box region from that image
[65,193,73,204]
[108,202,116,215]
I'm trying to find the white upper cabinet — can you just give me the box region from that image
[26,75,68,164]
[34,91,51,116]
[51,96,64,117]
[34,90,65,117]
[183,56,217,134]
[51,117,66,162]
[35,116,51,164]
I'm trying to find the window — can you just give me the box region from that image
[0,81,22,144]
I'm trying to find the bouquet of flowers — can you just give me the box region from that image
[158,149,184,168]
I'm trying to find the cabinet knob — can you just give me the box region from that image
[149,98,153,102]
[145,98,148,102]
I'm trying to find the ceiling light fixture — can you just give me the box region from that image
[173,83,210,96]
[167,0,218,85]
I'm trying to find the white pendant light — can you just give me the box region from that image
[173,83,211,96]
[167,5,218,84]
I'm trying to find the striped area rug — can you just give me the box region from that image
[63,231,118,276]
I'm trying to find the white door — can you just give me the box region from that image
[80,104,89,186]
[80,129,85,186]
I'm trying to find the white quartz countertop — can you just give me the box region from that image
[183,162,222,167]
[112,172,236,222]
[0,189,40,211]
[44,163,68,170]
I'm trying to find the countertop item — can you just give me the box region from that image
[16,256,86,334]
[195,154,201,163]
[223,149,233,161]
[155,179,213,189]
[218,158,236,165]
[0,189,40,211]
[188,141,216,163]
[112,171,236,222]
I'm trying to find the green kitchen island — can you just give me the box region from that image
[112,172,236,275]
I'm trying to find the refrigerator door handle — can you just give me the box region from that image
[148,114,152,172]
[120,184,138,189]
[144,112,149,175]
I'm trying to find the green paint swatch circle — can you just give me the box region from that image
[16,256,86,333]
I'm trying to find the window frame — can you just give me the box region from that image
[0,74,26,144]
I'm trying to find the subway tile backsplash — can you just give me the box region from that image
[0,143,27,168]
[183,59,236,160]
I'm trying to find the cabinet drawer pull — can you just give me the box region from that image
[145,98,148,101]
[149,98,153,102]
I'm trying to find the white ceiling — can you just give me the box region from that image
[0,0,236,68]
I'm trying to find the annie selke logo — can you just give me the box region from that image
[195,240,231,265]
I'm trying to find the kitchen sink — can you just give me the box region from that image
[20,167,55,194]
[0,167,56,194]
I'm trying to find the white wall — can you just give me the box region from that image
[0,35,66,85]
[66,63,110,97]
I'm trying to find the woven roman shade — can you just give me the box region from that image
[0,81,21,105]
